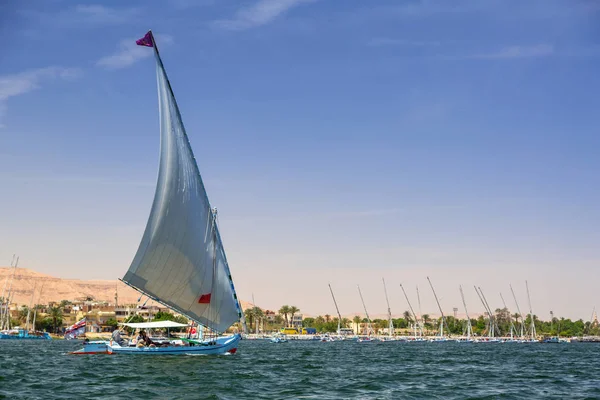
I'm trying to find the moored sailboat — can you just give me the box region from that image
[500,292,518,343]
[474,286,500,343]
[456,285,473,343]
[380,278,395,341]
[356,285,375,343]
[1,259,52,340]
[427,277,450,342]
[73,31,245,355]
[328,283,343,339]
[400,283,424,341]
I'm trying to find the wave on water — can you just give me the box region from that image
[0,340,599,399]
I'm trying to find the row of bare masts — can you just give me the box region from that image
[0,255,18,330]
[329,279,421,337]
[0,255,45,332]
[450,279,538,340]
[329,277,540,340]
[454,280,539,340]
[329,279,429,337]
[358,280,396,337]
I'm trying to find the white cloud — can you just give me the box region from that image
[214,0,317,31]
[368,38,442,47]
[74,4,139,24]
[0,173,154,188]
[19,4,140,29]
[168,0,215,9]
[471,44,554,59]
[0,103,7,129]
[0,67,81,128]
[326,208,402,219]
[97,35,173,70]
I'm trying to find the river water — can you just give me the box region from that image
[0,339,598,399]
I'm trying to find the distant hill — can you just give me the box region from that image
[0,267,254,310]
[0,267,139,305]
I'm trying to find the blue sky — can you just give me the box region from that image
[1,0,599,320]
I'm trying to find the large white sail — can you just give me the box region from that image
[123,32,243,334]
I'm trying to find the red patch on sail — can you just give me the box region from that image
[198,293,211,304]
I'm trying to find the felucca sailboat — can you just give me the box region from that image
[74,31,245,355]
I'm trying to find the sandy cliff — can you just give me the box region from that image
[0,267,140,305]
[0,267,255,311]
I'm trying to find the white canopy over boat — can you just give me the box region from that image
[119,321,188,329]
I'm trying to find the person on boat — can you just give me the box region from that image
[137,330,157,347]
[111,326,126,346]
[135,331,146,347]
[136,334,145,347]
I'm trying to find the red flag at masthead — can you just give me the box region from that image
[136,31,154,47]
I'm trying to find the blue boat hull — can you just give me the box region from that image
[72,334,241,355]
[0,331,51,340]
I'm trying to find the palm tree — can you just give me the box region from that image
[422,314,431,327]
[278,305,290,327]
[403,310,413,325]
[353,315,361,333]
[49,306,63,334]
[513,313,521,322]
[252,307,265,332]
[245,308,255,330]
[324,314,331,323]
[18,306,29,324]
[274,314,284,325]
[342,318,351,328]
[288,306,299,327]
